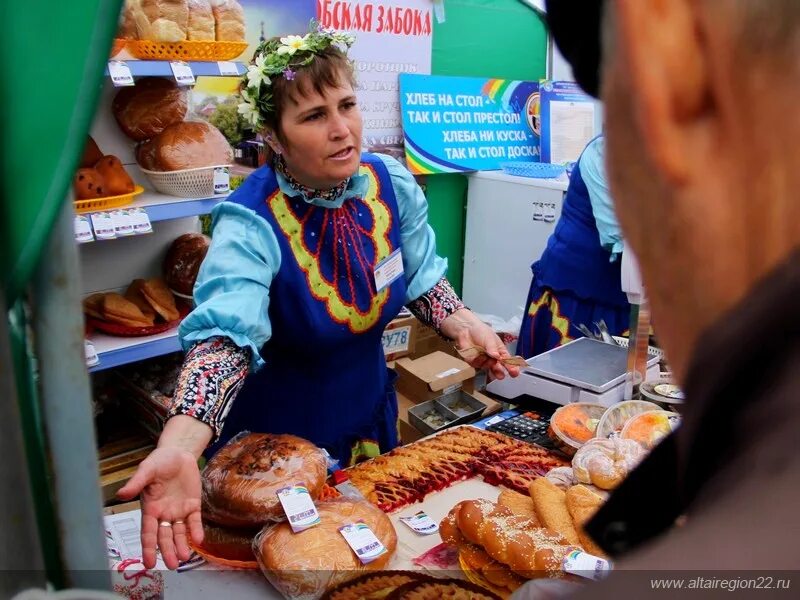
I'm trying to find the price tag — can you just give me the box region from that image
[435,367,461,379]
[110,210,135,236]
[108,60,134,87]
[276,485,321,533]
[85,341,99,367]
[213,167,230,194]
[399,511,439,535]
[128,208,153,234]
[373,249,403,293]
[562,549,612,581]
[74,215,94,243]
[170,61,196,86]
[382,326,411,355]
[217,61,239,76]
[90,212,116,240]
[339,522,387,565]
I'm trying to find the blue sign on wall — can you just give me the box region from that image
[399,74,540,174]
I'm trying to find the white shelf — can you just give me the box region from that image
[131,189,228,222]
[88,329,181,372]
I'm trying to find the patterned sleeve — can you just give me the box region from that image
[406,276,465,337]
[168,337,251,440]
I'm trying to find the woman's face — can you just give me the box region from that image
[276,79,363,189]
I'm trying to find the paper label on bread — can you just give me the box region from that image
[339,522,388,564]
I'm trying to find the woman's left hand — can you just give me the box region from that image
[439,308,520,380]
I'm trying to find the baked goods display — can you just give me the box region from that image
[73,137,138,202]
[162,232,210,297]
[121,0,245,42]
[345,427,568,512]
[320,572,433,600]
[548,403,606,456]
[565,485,605,557]
[112,78,188,142]
[621,410,681,449]
[201,433,328,528]
[254,497,398,600]
[189,520,259,568]
[82,278,182,331]
[571,437,645,490]
[137,121,233,171]
[387,579,502,600]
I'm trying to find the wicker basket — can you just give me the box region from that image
[140,166,230,198]
[127,39,248,61]
[73,185,144,214]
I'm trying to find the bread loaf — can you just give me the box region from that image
[94,155,135,195]
[112,78,188,142]
[136,139,158,171]
[162,233,210,297]
[202,433,328,528]
[148,121,233,171]
[565,485,606,557]
[187,0,215,40]
[528,477,582,547]
[80,136,104,168]
[255,498,397,599]
[117,1,138,39]
[73,168,106,200]
[211,0,245,41]
[138,0,189,41]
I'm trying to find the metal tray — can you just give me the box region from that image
[436,389,487,422]
[408,399,461,436]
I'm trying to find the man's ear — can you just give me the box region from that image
[611,0,712,185]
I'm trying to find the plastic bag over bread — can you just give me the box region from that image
[187,0,215,40]
[112,78,188,142]
[144,121,233,171]
[202,432,328,528]
[253,497,398,600]
[211,0,245,41]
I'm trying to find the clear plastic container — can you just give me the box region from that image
[621,410,681,450]
[596,400,661,440]
[548,402,606,454]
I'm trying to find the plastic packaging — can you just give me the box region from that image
[571,437,646,490]
[621,410,681,450]
[548,403,606,455]
[595,400,660,440]
[201,432,328,528]
[112,78,188,142]
[190,520,259,569]
[162,232,210,297]
[253,497,397,600]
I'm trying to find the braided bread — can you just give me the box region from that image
[440,499,576,578]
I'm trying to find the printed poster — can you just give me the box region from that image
[399,74,540,174]
[318,0,434,160]
[538,80,598,165]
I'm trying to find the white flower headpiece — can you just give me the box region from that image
[238,21,356,131]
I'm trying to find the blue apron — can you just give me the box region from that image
[517,155,630,358]
[208,154,405,465]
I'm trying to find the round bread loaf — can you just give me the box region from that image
[148,121,233,171]
[255,497,398,600]
[94,155,135,195]
[163,233,210,297]
[112,78,188,141]
[202,433,327,528]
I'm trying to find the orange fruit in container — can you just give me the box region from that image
[548,403,607,456]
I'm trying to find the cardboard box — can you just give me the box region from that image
[410,325,460,359]
[395,351,476,403]
[396,391,425,444]
[382,314,418,361]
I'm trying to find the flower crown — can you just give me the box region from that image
[238,21,356,132]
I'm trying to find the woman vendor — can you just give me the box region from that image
[118,26,519,569]
[516,135,630,357]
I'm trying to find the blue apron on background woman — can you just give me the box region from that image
[517,136,630,358]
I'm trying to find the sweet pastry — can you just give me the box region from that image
[190,520,258,567]
[82,293,106,320]
[459,544,525,593]
[112,78,188,142]
[621,410,681,450]
[565,485,606,557]
[140,278,180,322]
[321,571,432,600]
[345,427,567,512]
[80,136,105,168]
[202,433,327,528]
[162,233,210,297]
[254,497,397,599]
[211,0,245,41]
[544,466,577,490]
[497,489,539,523]
[386,578,502,600]
[93,155,135,195]
[528,478,582,547]
[571,437,646,490]
[102,293,154,328]
[187,0,214,40]
[124,279,158,322]
[147,121,233,171]
[73,168,106,199]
